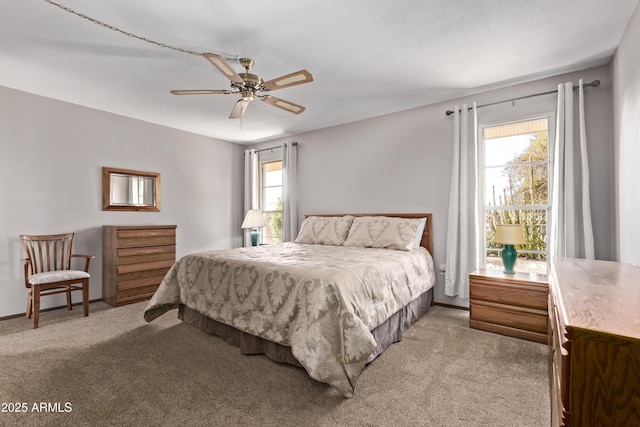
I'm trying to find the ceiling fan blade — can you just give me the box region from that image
[261,70,313,91]
[203,53,244,84]
[261,96,306,114]
[229,99,250,119]
[170,89,232,95]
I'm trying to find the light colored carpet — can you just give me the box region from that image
[0,302,549,426]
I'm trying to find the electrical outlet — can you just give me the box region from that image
[438,264,446,275]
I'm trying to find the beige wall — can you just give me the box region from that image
[0,87,245,318]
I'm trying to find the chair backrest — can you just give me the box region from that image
[20,233,74,275]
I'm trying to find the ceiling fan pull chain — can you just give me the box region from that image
[42,0,239,62]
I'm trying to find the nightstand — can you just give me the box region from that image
[469,269,548,343]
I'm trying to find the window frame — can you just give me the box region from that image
[259,159,283,244]
[477,112,555,274]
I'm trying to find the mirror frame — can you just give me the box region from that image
[102,167,161,212]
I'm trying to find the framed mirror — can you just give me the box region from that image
[102,167,161,211]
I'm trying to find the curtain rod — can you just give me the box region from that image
[445,79,600,116]
[244,141,298,154]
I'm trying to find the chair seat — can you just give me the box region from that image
[28,270,90,285]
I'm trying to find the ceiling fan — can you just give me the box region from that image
[170,53,313,119]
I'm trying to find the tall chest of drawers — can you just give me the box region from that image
[103,225,176,306]
[549,257,640,427]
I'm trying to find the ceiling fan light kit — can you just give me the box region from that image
[172,53,313,119]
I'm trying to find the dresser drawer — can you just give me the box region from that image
[116,228,176,248]
[117,284,159,303]
[117,245,175,265]
[116,259,175,274]
[118,274,168,291]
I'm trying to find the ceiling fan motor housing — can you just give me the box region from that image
[239,72,262,88]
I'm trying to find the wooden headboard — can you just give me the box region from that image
[305,213,433,255]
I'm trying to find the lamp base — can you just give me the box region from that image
[502,244,518,274]
[250,229,259,246]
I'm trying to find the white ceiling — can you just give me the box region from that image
[1,0,638,144]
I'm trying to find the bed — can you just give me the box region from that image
[144,213,435,397]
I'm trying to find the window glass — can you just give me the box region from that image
[480,117,550,275]
[261,161,283,244]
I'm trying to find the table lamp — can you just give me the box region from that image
[241,209,268,246]
[494,224,526,274]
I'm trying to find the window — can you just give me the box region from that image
[260,160,283,244]
[479,116,552,274]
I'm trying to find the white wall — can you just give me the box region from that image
[612,4,640,267]
[259,65,614,307]
[0,86,244,318]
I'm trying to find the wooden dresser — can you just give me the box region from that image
[469,269,548,343]
[549,257,640,427]
[103,225,176,306]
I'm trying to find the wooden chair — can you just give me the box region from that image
[20,233,95,328]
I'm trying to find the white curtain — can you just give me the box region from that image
[281,141,298,242]
[550,80,595,259]
[243,149,259,247]
[445,103,478,298]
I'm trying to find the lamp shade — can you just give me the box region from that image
[241,209,267,229]
[494,224,526,245]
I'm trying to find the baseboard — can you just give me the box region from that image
[433,301,470,311]
[0,298,104,322]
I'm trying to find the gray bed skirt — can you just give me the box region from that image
[178,287,434,368]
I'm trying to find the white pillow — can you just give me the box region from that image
[413,217,427,249]
[294,215,355,246]
[343,216,426,251]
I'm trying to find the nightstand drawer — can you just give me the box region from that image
[470,299,548,334]
[470,279,547,310]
